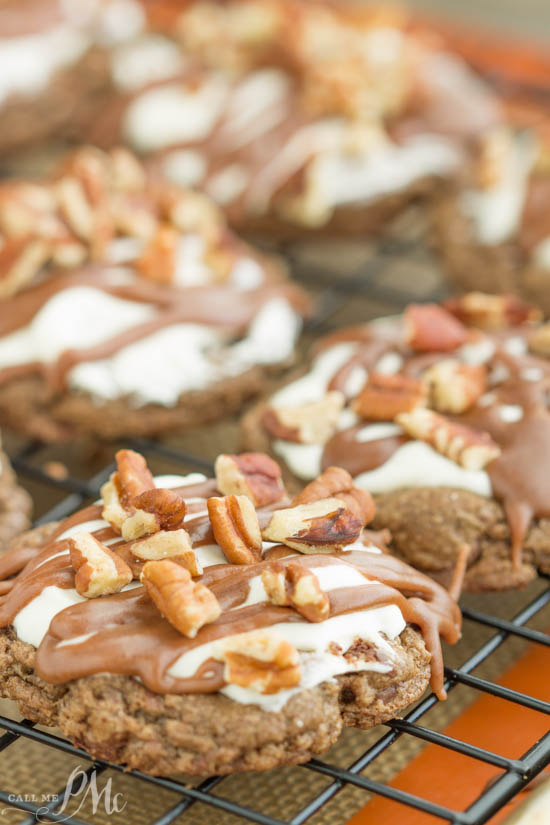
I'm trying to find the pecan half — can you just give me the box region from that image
[444,292,541,329]
[262,392,345,444]
[353,372,427,420]
[207,495,262,564]
[129,529,201,577]
[215,453,286,507]
[292,466,375,527]
[69,530,132,598]
[404,304,468,352]
[262,561,330,622]
[262,497,362,553]
[141,560,221,638]
[396,408,501,470]
[214,630,301,694]
[423,359,487,414]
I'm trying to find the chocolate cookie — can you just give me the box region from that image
[0,146,309,441]
[0,447,31,550]
[433,105,550,315]
[243,292,550,592]
[89,0,503,236]
[0,448,460,775]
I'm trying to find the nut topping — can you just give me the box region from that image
[131,488,187,531]
[215,453,286,507]
[444,292,541,329]
[397,408,501,470]
[69,530,132,598]
[262,497,362,553]
[115,449,156,504]
[292,466,375,527]
[529,323,550,356]
[404,304,468,352]
[129,529,202,577]
[214,630,301,694]
[141,560,221,638]
[262,561,330,622]
[423,359,487,414]
[207,495,262,564]
[353,372,427,420]
[136,223,178,284]
[263,392,345,444]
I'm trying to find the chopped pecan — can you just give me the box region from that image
[262,561,330,622]
[444,292,541,329]
[129,529,201,576]
[423,359,487,414]
[69,530,132,598]
[207,495,262,564]
[110,147,147,192]
[404,304,468,352]
[215,453,286,507]
[292,466,375,527]
[353,372,427,420]
[262,392,345,444]
[262,497,362,553]
[396,408,501,470]
[136,223,178,284]
[100,474,129,533]
[131,488,187,531]
[0,238,50,299]
[115,449,155,504]
[529,323,550,356]
[141,560,221,638]
[214,630,301,694]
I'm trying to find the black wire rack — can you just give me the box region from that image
[1,227,549,825]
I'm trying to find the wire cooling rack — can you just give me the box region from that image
[1,223,550,825]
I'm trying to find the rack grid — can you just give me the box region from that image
[1,227,549,825]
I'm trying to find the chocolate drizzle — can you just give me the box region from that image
[268,317,550,569]
[0,480,460,701]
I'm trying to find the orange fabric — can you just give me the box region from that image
[346,637,550,825]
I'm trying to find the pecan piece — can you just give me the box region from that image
[396,408,501,470]
[207,495,262,564]
[0,238,50,299]
[353,372,426,420]
[262,497,362,553]
[115,449,155,503]
[132,488,187,531]
[129,529,201,577]
[404,304,468,352]
[292,466,375,527]
[262,561,330,622]
[214,630,301,694]
[423,359,487,414]
[215,453,286,507]
[141,560,221,638]
[136,223,178,284]
[69,531,132,598]
[262,392,345,444]
[529,323,550,356]
[444,292,541,329]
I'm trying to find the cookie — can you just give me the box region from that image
[0,0,150,157]
[243,292,550,592]
[0,146,309,441]
[89,0,503,236]
[433,103,550,314]
[0,448,460,775]
[0,446,31,550]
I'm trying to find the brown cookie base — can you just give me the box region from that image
[432,194,550,316]
[0,362,288,443]
[0,47,112,159]
[0,450,31,551]
[241,402,550,592]
[0,624,429,775]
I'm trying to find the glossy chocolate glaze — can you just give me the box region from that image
[269,317,550,567]
[0,264,308,391]
[0,480,460,700]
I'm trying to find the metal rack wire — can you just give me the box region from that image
[1,230,549,825]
